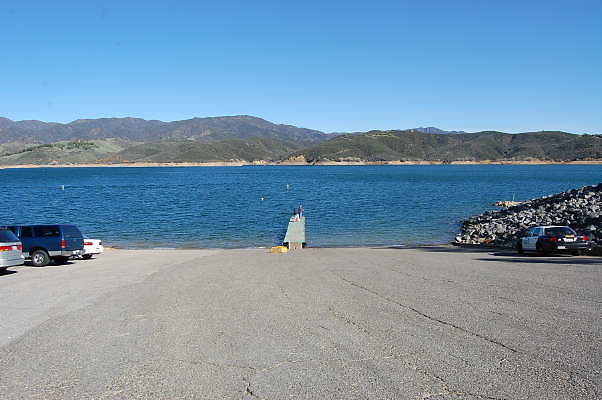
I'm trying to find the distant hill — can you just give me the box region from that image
[0,115,328,144]
[292,130,602,163]
[1,117,601,165]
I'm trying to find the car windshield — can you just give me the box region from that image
[544,227,576,236]
[0,229,19,243]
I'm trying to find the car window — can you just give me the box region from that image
[34,226,60,237]
[0,229,19,242]
[63,225,82,238]
[20,227,33,237]
[544,227,576,236]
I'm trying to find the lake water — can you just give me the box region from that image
[1,165,600,248]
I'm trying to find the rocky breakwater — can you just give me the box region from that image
[456,183,602,247]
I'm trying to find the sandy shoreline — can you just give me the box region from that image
[2,159,602,169]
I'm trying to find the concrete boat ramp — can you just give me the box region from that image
[0,247,600,399]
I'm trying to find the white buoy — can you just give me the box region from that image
[260,197,264,201]
[286,184,290,190]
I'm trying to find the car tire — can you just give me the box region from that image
[31,249,50,267]
[535,243,546,256]
[82,254,93,260]
[516,241,524,254]
[53,256,70,265]
[571,250,582,256]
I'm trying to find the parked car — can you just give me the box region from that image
[0,229,25,271]
[2,225,84,266]
[81,238,104,259]
[516,226,590,256]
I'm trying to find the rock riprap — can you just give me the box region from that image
[456,183,602,247]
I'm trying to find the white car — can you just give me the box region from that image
[0,229,24,271]
[81,238,104,259]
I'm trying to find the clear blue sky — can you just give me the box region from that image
[1,1,600,133]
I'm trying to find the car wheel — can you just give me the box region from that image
[571,250,582,256]
[53,256,70,265]
[31,249,50,267]
[535,243,546,256]
[516,241,524,254]
[82,254,93,260]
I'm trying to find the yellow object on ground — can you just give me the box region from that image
[270,246,288,253]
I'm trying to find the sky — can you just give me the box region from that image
[1,1,601,133]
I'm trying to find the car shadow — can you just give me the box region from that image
[474,249,601,264]
[487,250,576,257]
[476,256,602,265]
[373,245,602,265]
[55,261,76,266]
[374,245,504,254]
[0,269,18,276]
[23,260,77,267]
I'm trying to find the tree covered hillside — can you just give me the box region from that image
[294,130,602,162]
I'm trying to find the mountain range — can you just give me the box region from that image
[0,116,600,165]
[0,115,328,144]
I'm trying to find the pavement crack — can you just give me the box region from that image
[337,275,518,354]
[328,306,371,335]
[389,267,457,285]
[242,374,263,400]
[259,355,397,373]
[413,365,509,400]
[166,356,256,371]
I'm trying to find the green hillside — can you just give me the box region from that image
[0,138,304,165]
[0,130,600,165]
[115,138,303,162]
[294,130,602,162]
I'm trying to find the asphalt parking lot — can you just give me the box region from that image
[0,247,600,399]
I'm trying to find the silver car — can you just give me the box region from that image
[0,229,24,271]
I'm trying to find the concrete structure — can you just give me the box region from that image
[283,216,305,249]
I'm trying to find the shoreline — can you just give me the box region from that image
[104,242,458,251]
[2,159,602,169]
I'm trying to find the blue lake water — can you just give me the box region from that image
[1,165,601,248]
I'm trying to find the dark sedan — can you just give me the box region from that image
[517,226,591,255]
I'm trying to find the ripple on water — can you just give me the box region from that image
[1,165,600,248]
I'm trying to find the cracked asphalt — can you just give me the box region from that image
[0,247,600,399]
